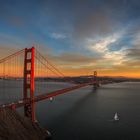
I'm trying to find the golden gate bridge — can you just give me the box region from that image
[0,47,99,123]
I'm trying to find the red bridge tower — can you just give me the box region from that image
[23,47,35,122]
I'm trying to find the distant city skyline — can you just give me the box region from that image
[1,0,140,77]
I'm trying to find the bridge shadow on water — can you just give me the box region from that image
[41,87,105,140]
[37,83,140,140]
[54,87,98,118]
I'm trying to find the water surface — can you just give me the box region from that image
[36,82,140,140]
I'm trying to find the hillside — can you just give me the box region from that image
[0,108,51,140]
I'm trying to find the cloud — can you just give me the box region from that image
[86,32,127,66]
[88,35,118,53]
[73,11,115,40]
[104,49,126,65]
[48,52,99,67]
[50,33,66,39]
[125,48,140,60]
[41,51,101,76]
[123,30,140,61]
[1,0,140,77]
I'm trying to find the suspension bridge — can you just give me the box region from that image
[0,47,99,122]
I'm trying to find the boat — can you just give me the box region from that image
[114,112,119,121]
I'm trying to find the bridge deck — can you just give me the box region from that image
[0,82,97,109]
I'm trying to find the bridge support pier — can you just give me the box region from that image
[23,47,35,122]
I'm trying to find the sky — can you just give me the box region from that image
[1,0,140,77]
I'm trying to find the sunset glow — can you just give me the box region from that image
[0,0,140,78]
